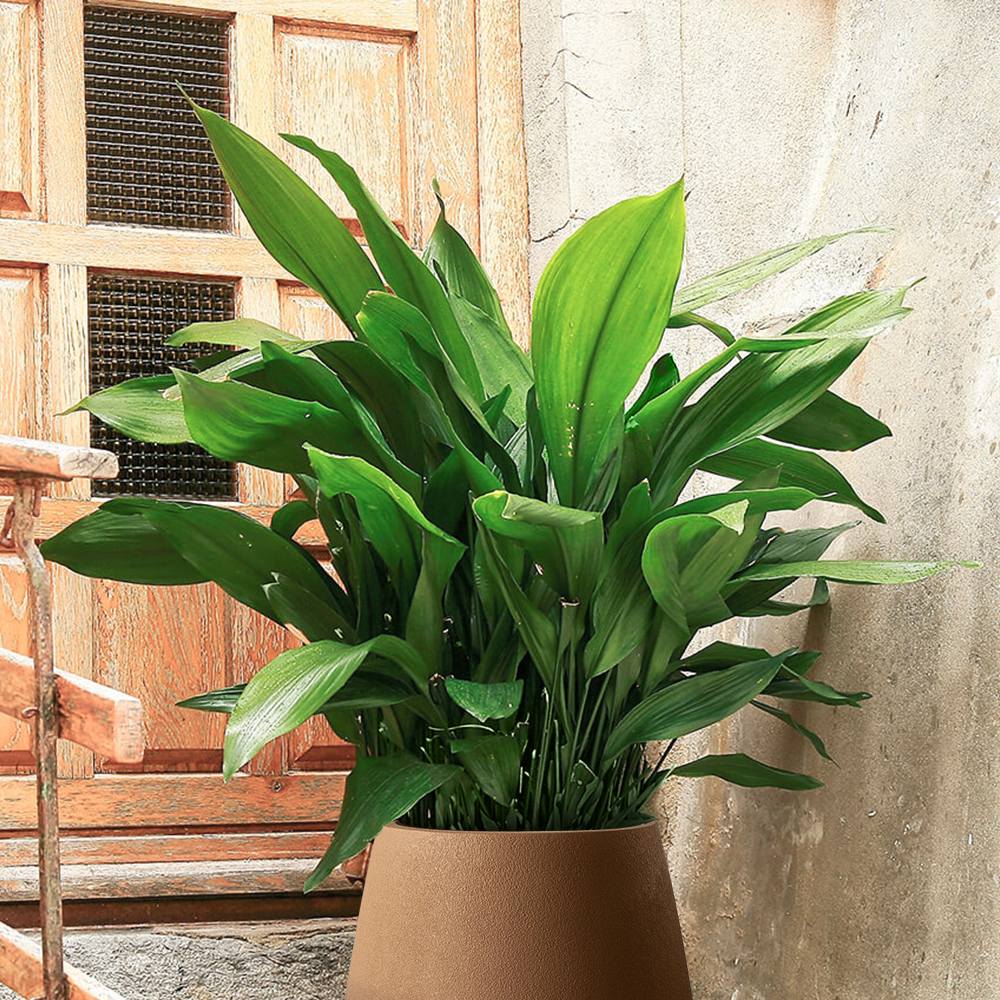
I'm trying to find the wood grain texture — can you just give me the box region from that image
[416,0,480,248]
[93,580,226,772]
[46,264,91,502]
[278,282,352,341]
[1,857,353,901]
[0,219,296,278]
[0,558,32,775]
[477,0,531,347]
[0,647,142,763]
[0,921,127,1000]
[0,830,334,866]
[39,0,84,225]
[96,0,418,31]
[0,0,39,218]
[0,436,116,480]
[275,22,412,231]
[0,773,347,829]
[232,12,277,239]
[0,269,41,444]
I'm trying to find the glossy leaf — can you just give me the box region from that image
[768,391,891,452]
[671,753,823,790]
[188,100,380,333]
[735,559,975,585]
[64,376,191,445]
[167,318,294,350]
[224,636,426,778]
[445,678,524,722]
[604,650,794,759]
[452,733,522,805]
[533,179,686,504]
[305,754,460,891]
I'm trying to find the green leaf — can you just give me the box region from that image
[305,754,460,891]
[423,180,511,335]
[699,438,885,522]
[768,391,891,452]
[735,559,975,585]
[604,649,794,759]
[126,498,338,623]
[451,733,522,805]
[64,376,191,444]
[532,179,686,505]
[670,227,889,315]
[187,99,380,334]
[671,753,823,790]
[473,491,603,601]
[223,636,426,778]
[445,678,524,722]
[167,318,295,350]
[177,684,245,714]
[448,293,531,425]
[751,700,833,761]
[270,500,316,540]
[264,574,356,642]
[282,135,484,402]
[40,499,207,585]
[625,354,680,420]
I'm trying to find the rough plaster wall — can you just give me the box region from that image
[523,1,999,998]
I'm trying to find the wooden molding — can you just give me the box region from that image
[0,920,127,1000]
[0,647,142,764]
[0,436,117,481]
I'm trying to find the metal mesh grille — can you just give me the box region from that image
[89,273,237,499]
[84,5,231,230]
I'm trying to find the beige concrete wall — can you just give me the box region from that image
[521,1,999,997]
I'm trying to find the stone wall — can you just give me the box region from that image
[520,1,1000,997]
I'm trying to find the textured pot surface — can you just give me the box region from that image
[345,821,692,1000]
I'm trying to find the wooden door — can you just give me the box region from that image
[0,0,527,917]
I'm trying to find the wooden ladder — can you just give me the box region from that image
[0,436,142,1000]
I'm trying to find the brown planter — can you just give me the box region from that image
[345,821,692,1000]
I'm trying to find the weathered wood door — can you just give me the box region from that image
[0,0,526,914]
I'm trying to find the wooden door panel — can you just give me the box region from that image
[93,580,228,774]
[275,23,413,234]
[0,0,527,885]
[0,0,39,218]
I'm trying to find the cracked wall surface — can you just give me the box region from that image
[521,1,1000,998]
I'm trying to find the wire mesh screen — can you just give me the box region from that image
[84,5,231,229]
[89,273,237,499]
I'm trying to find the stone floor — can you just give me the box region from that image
[0,918,356,1000]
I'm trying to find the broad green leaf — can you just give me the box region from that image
[665,311,734,347]
[188,100,380,333]
[764,666,870,707]
[768,391,891,452]
[473,491,603,601]
[532,179,686,505]
[448,293,531,425]
[270,500,316,540]
[670,227,889,315]
[282,135,484,401]
[641,502,755,636]
[167,318,295,350]
[128,498,338,623]
[699,438,885,522]
[223,636,426,778]
[451,733,522,805]
[264,574,356,642]
[664,487,820,521]
[177,684,246,714]
[64,376,191,445]
[445,678,524,722]
[735,559,975,585]
[671,753,823,790]
[604,649,794,759]
[625,354,680,420]
[423,180,511,335]
[677,642,819,676]
[305,754,460,891]
[751,700,833,761]
[40,499,207,585]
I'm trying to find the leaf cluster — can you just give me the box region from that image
[41,100,973,889]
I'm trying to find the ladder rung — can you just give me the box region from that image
[0,648,143,764]
[0,920,127,1000]
[0,436,118,481]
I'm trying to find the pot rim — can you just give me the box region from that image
[381,819,660,837]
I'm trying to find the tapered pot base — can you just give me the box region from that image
[345,821,692,1000]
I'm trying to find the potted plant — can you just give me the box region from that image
[43,101,972,1000]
